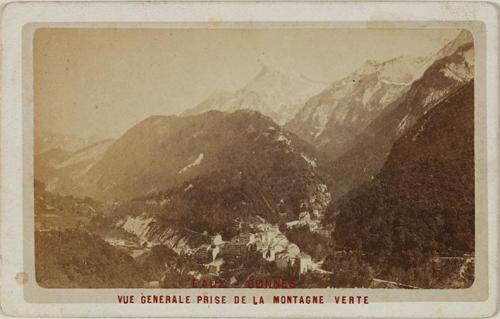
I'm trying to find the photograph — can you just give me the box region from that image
[33,27,475,290]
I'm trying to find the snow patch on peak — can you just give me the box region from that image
[300,153,317,168]
[462,47,474,67]
[440,48,474,83]
[178,153,204,174]
[441,65,470,82]
[398,114,410,133]
[276,132,292,146]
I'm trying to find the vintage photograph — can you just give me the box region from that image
[33,28,475,289]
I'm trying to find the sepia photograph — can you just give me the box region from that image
[33,27,475,290]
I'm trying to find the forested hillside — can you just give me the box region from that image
[324,81,474,288]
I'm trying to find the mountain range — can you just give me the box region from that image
[326,81,474,287]
[35,139,114,195]
[327,30,473,200]
[79,110,331,216]
[35,130,104,155]
[285,55,431,158]
[34,29,475,288]
[287,30,473,159]
[183,65,327,125]
[36,30,474,213]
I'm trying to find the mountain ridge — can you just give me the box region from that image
[326,35,474,200]
[183,65,327,125]
[286,30,473,161]
[329,80,474,261]
[79,109,332,210]
[285,54,432,159]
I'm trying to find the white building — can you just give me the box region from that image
[207,258,224,275]
[296,252,312,274]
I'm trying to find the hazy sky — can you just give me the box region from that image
[34,28,460,139]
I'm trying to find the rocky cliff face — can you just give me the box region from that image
[116,214,207,255]
[287,30,473,162]
[286,55,432,159]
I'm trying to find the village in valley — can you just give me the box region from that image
[34,178,336,289]
[141,215,334,289]
[190,227,327,287]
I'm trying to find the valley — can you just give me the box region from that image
[34,30,475,289]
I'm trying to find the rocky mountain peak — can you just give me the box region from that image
[433,29,474,61]
[184,65,326,125]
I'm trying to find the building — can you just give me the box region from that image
[193,244,212,264]
[223,233,254,256]
[236,232,253,244]
[295,252,312,274]
[223,242,247,256]
[275,252,294,270]
[231,232,255,245]
[212,234,224,246]
[208,258,224,276]
[316,229,331,238]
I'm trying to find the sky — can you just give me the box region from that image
[34,28,460,139]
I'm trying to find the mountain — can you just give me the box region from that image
[35,229,145,288]
[433,29,475,61]
[326,81,474,287]
[286,55,432,158]
[286,30,472,160]
[80,110,332,216]
[183,65,327,125]
[34,139,114,195]
[34,179,104,231]
[34,179,140,287]
[35,130,103,154]
[327,30,474,199]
